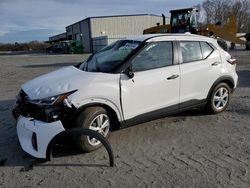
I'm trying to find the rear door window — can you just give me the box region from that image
[180,41,202,63]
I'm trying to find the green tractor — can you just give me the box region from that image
[47,40,84,54]
[69,40,84,54]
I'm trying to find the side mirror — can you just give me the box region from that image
[124,66,134,79]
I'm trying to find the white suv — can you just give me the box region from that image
[13,34,238,159]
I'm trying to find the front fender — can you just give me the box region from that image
[72,98,123,122]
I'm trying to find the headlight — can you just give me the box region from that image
[30,90,77,106]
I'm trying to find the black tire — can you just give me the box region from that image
[217,38,228,51]
[74,107,111,152]
[245,33,250,41]
[207,83,231,114]
[246,41,250,51]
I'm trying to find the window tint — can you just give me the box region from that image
[201,42,213,58]
[180,41,202,63]
[132,42,173,72]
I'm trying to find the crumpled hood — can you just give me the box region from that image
[22,66,96,100]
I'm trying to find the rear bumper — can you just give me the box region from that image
[16,116,65,158]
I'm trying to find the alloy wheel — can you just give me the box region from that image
[87,114,110,146]
[213,87,229,111]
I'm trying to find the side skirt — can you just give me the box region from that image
[120,99,207,128]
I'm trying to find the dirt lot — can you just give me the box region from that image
[0,51,249,188]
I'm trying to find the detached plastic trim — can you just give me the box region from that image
[46,128,114,167]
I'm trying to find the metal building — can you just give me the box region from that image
[66,14,168,52]
[50,14,169,53]
[49,32,67,42]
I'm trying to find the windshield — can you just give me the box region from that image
[81,40,141,73]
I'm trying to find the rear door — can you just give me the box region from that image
[178,40,222,106]
[120,41,180,120]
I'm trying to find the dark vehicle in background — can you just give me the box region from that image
[46,40,84,54]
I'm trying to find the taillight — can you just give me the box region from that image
[224,51,237,65]
[227,58,237,65]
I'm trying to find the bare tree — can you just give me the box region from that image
[202,0,231,25]
[201,0,250,32]
[202,0,214,24]
[231,0,250,32]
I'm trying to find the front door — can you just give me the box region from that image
[120,41,180,120]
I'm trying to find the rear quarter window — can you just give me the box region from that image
[200,42,214,59]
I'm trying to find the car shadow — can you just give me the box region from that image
[174,108,208,117]
[237,70,250,88]
[21,62,79,68]
[37,163,108,168]
[0,99,30,167]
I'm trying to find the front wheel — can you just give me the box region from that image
[75,107,111,152]
[207,83,231,114]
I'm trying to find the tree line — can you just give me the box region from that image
[200,0,250,32]
[0,41,49,51]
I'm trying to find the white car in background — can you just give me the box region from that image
[13,34,238,159]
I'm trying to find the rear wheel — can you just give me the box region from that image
[75,107,111,152]
[207,83,231,114]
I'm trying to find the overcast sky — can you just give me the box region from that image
[0,0,202,43]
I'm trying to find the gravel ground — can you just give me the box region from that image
[0,51,249,188]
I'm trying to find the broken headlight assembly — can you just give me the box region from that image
[30,90,76,106]
[13,90,77,122]
[28,90,77,122]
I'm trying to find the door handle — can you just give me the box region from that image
[167,74,179,80]
[211,62,220,66]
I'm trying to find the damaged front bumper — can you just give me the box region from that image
[17,116,65,159]
[13,89,77,159]
[16,117,115,166]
